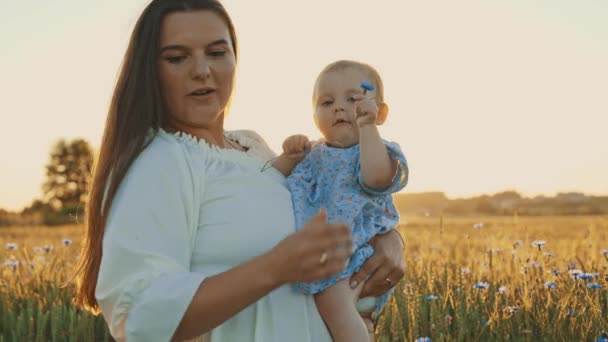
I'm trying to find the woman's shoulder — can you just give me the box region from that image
[125,130,202,184]
[226,129,267,146]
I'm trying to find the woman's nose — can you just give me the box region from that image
[191,57,211,80]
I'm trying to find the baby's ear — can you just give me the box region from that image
[376,102,389,125]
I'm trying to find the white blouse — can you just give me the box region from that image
[96,129,331,342]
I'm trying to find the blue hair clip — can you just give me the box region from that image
[360,81,375,95]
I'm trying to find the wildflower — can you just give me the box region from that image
[569,269,583,279]
[551,268,560,276]
[512,240,523,248]
[426,295,439,301]
[498,286,508,294]
[529,260,542,268]
[578,273,597,280]
[5,243,17,250]
[532,240,546,250]
[596,332,608,342]
[461,267,471,275]
[504,306,519,315]
[566,308,578,317]
[43,245,54,253]
[543,252,554,257]
[3,260,18,270]
[473,222,484,229]
[62,239,72,246]
[415,337,431,342]
[602,249,608,256]
[543,282,557,289]
[445,315,453,325]
[587,283,602,289]
[473,282,489,289]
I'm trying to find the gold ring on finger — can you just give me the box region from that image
[319,252,328,265]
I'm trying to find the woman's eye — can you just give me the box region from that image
[166,56,187,64]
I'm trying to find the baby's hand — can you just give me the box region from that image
[282,134,311,162]
[352,93,379,127]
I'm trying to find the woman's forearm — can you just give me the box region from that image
[172,251,281,341]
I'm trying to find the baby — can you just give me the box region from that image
[272,60,408,341]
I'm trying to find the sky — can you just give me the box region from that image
[0,0,607,211]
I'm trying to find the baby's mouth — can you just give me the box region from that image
[333,119,351,126]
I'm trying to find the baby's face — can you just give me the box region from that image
[313,67,371,147]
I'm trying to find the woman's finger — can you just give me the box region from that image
[350,253,383,289]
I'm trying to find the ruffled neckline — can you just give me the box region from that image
[153,128,277,173]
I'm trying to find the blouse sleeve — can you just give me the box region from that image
[95,138,204,342]
[357,140,409,196]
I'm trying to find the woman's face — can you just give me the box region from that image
[158,10,236,133]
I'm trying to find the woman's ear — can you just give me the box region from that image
[376,102,389,125]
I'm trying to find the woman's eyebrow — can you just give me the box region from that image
[159,39,229,54]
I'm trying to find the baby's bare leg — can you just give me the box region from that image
[315,279,370,342]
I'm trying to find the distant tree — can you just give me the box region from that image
[42,139,94,215]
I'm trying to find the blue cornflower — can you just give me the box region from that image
[474,282,489,289]
[587,283,602,289]
[5,243,17,250]
[596,332,608,342]
[544,282,558,289]
[578,273,594,280]
[62,239,72,246]
[360,81,376,93]
[426,295,439,301]
[415,337,431,342]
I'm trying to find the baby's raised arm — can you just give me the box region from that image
[354,95,398,190]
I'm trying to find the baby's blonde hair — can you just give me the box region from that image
[313,60,385,106]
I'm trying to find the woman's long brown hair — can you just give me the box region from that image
[73,0,238,314]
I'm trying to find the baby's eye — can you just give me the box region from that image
[321,100,333,106]
[208,50,227,57]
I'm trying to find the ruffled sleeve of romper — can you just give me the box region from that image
[357,140,409,196]
[95,131,206,342]
[286,145,324,230]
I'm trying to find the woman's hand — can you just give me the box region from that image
[269,209,352,284]
[350,229,405,297]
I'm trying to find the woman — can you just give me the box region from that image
[73,1,405,341]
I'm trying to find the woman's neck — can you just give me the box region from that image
[164,119,226,148]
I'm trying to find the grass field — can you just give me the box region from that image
[1,216,607,341]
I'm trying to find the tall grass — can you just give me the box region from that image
[1,216,607,341]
